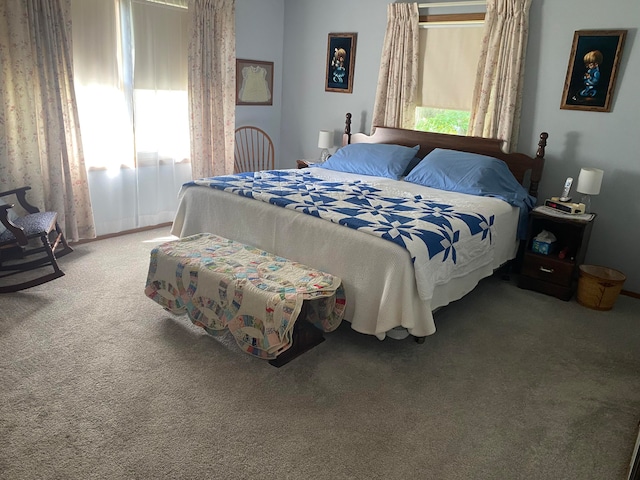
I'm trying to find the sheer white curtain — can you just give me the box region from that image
[132,1,192,228]
[71,0,192,235]
[468,0,532,151]
[371,3,419,131]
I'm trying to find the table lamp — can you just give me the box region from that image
[576,167,603,213]
[318,130,333,162]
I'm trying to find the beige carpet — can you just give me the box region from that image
[1,227,639,480]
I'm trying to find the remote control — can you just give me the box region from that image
[559,177,573,202]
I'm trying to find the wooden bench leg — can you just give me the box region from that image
[268,303,326,367]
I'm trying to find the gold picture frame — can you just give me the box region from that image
[325,33,357,94]
[236,59,274,106]
[560,30,627,112]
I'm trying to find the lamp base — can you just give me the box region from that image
[580,194,592,213]
[319,148,330,162]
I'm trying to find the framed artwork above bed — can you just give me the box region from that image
[560,30,627,112]
[325,33,357,94]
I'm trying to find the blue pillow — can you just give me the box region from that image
[404,148,535,239]
[318,143,420,180]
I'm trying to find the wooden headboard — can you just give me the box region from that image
[342,113,547,199]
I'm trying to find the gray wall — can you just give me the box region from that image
[520,1,639,294]
[238,0,640,293]
[280,1,389,164]
[235,0,284,160]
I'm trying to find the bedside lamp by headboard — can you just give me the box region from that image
[318,130,333,162]
[576,167,603,213]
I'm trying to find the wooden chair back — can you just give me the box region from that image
[234,126,275,173]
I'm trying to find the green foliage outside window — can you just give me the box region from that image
[414,107,470,136]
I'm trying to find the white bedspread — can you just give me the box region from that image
[171,168,519,339]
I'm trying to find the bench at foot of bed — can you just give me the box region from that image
[268,302,326,367]
[144,233,346,366]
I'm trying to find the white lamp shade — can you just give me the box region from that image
[318,130,333,149]
[576,168,604,195]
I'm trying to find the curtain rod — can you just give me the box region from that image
[419,1,486,7]
[134,0,188,9]
[419,21,484,28]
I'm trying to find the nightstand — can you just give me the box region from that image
[518,208,596,301]
[296,159,323,169]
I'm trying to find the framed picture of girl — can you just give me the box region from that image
[325,33,357,94]
[560,30,627,112]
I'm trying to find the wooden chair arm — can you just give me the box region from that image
[0,186,40,214]
[0,186,31,198]
[0,203,28,245]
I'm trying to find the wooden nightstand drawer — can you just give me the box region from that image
[521,253,574,286]
[518,209,596,301]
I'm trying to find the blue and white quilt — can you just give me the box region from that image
[187,170,497,298]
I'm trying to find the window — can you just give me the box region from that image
[71,0,189,171]
[415,107,471,135]
[131,0,190,166]
[70,0,192,235]
[416,5,485,135]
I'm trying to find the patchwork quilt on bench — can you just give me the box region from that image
[144,233,346,359]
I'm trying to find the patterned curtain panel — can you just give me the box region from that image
[469,0,532,152]
[0,0,95,241]
[371,3,419,132]
[188,0,236,179]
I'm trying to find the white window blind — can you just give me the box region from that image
[418,25,484,111]
[132,0,188,90]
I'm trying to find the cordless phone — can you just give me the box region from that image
[559,177,573,202]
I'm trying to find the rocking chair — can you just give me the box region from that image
[0,186,73,293]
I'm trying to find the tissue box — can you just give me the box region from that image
[532,239,556,255]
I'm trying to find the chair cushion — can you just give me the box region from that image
[0,211,58,243]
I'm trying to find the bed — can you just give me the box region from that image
[171,114,547,342]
